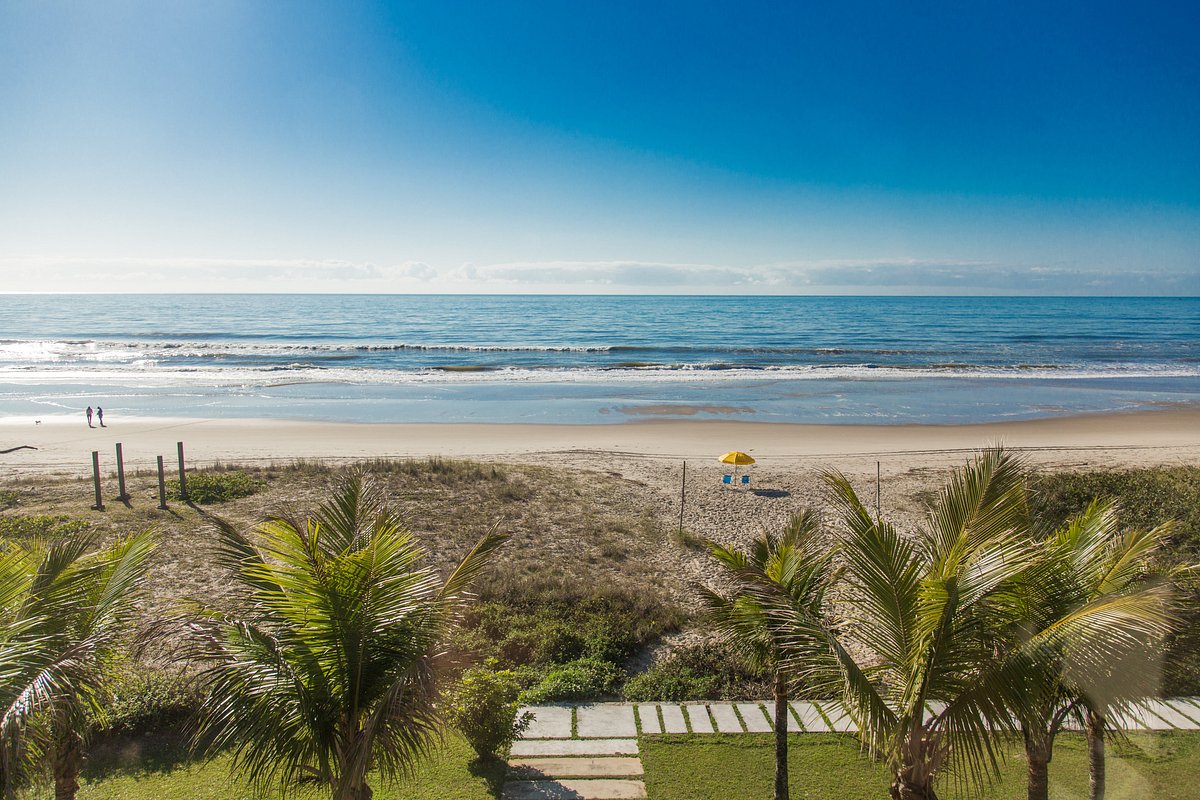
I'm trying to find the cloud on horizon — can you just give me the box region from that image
[1,256,1196,295]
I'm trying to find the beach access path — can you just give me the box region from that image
[503,699,1200,799]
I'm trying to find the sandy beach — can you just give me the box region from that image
[5,407,1199,480]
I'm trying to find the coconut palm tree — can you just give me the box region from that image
[1009,500,1180,800]
[735,450,1044,800]
[702,510,834,800]
[0,531,156,800]
[191,471,507,800]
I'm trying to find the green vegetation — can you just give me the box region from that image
[1030,466,1200,695]
[641,732,1200,800]
[168,470,266,504]
[623,642,770,701]
[26,733,505,800]
[446,662,532,760]
[0,489,18,509]
[94,667,201,737]
[0,514,90,542]
[191,471,507,800]
[721,451,1183,800]
[452,574,684,702]
[703,510,833,800]
[521,656,624,703]
[0,530,155,799]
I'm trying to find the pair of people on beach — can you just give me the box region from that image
[86,406,106,428]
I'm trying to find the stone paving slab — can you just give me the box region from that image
[820,703,858,732]
[736,703,773,733]
[710,703,744,733]
[1169,698,1200,724]
[1164,699,1200,726]
[577,705,637,738]
[635,704,661,734]
[502,778,647,800]
[790,702,829,732]
[686,704,715,733]
[660,704,688,733]
[1110,705,1161,730]
[511,739,640,757]
[508,757,644,779]
[522,706,573,739]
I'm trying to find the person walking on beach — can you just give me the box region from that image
[96,406,105,427]
[86,406,94,428]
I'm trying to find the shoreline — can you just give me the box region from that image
[4,407,1199,477]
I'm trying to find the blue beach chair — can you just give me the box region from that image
[722,474,733,485]
[740,474,751,485]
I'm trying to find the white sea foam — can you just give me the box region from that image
[3,361,1199,388]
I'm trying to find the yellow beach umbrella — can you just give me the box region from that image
[718,451,755,485]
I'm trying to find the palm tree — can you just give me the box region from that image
[191,470,507,800]
[0,531,156,800]
[737,450,1043,800]
[702,510,834,800]
[1009,500,1179,800]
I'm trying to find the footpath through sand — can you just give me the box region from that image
[501,698,1200,799]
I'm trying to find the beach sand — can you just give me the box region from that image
[4,407,1199,479]
[4,408,1197,652]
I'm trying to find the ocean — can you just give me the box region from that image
[1,294,1198,425]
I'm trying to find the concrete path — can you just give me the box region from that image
[503,698,1200,799]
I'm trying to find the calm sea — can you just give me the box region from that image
[1,294,1198,424]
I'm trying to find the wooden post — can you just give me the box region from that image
[157,455,168,510]
[678,460,687,536]
[115,442,128,501]
[91,451,105,511]
[876,460,881,522]
[177,441,188,502]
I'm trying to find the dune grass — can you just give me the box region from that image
[641,732,1200,800]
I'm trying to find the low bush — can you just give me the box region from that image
[0,514,90,542]
[1030,466,1200,695]
[0,489,18,509]
[454,575,685,675]
[624,643,771,701]
[521,657,624,703]
[95,667,202,736]
[169,470,266,504]
[446,661,533,760]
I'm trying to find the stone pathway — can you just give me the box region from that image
[502,698,1200,799]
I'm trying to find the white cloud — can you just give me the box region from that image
[1,256,1195,295]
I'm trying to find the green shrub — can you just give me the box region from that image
[1030,466,1200,695]
[0,489,18,509]
[453,575,685,672]
[95,668,202,736]
[520,657,624,703]
[0,514,90,542]
[624,643,771,701]
[169,470,266,504]
[446,661,533,760]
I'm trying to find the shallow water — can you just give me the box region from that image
[3,294,1198,424]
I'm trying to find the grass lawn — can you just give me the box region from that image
[26,733,505,800]
[641,732,1200,800]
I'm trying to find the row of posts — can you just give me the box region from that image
[90,441,188,511]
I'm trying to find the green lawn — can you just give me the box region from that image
[641,732,1200,800]
[27,733,505,800]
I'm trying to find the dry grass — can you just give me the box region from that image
[0,457,693,623]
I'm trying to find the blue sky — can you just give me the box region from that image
[1,1,1197,294]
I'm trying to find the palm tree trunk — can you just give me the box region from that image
[1087,708,1105,800]
[889,774,939,800]
[1023,731,1051,800]
[53,724,82,800]
[772,672,789,800]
